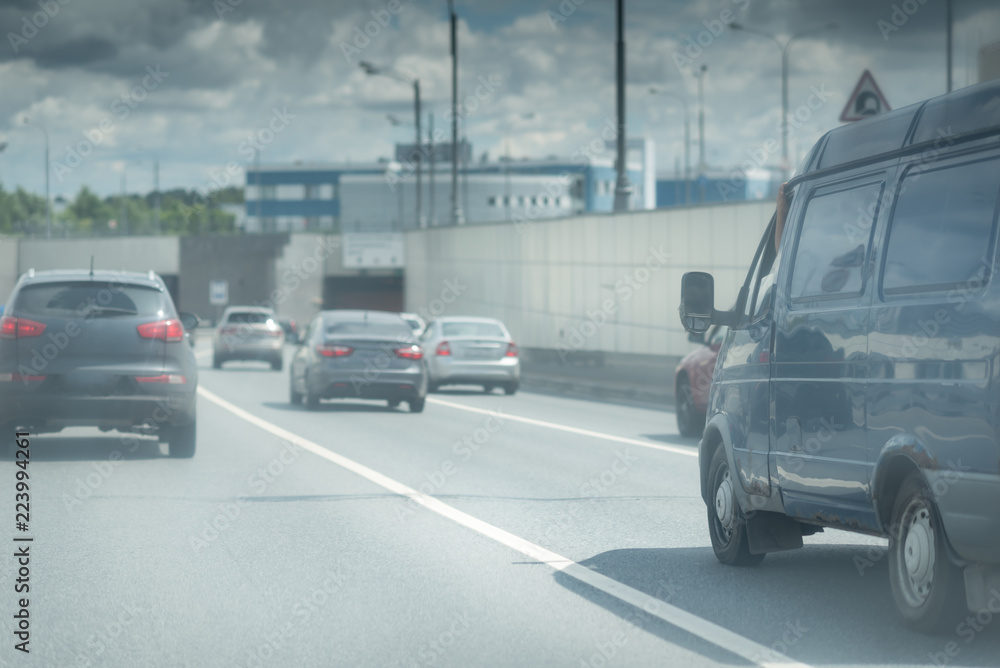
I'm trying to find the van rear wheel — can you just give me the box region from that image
[707,447,765,567]
[888,472,966,633]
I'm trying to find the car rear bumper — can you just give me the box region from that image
[429,358,520,385]
[928,470,1000,564]
[0,389,196,432]
[310,368,426,400]
[215,342,283,360]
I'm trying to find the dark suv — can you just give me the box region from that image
[0,269,199,457]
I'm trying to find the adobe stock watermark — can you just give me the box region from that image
[182,106,295,222]
[672,0,750,72]
[877,0,931,41]
[7,0,73,54]
[546,0,588,31]
[340,0,413,63]
[386,75,502,191]
[395,410,506,523]
[513,118,617,234]
[556,247,671,362]
[52,65,170,181]
[928,588,1000,666]
[718,84,832,200]
[750,620,810,666]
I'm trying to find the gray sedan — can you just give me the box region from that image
[289,310,428,412]
[422,317,520,394]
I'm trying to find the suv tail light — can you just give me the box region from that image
[137,319,184,343]
[506,342,518,357]
[316,344,353,358]
[436,341,451,356]
[135,374,187,384]
[395,345,424,360]
[0,316,46,339]
[0,373,45,382]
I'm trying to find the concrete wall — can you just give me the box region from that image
[274,233,335,328]
[0,238,17,304]
[404,200,773,359]
[17,236,180,277]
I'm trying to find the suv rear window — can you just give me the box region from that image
[442,321,505,338]
[13,282,168,318]
[882,158,1000,295]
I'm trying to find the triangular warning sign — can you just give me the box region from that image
[840,70,891,122]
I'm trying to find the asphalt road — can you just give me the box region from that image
[1,343,999,668]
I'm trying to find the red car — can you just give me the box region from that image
[674,325,726,437]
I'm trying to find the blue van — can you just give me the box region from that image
[679,79,1000,632]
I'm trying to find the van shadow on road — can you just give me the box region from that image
[553,545,1000,666]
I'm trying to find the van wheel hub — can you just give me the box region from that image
[899,501,935,605]
[715,470,735,538]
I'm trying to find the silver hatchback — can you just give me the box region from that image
[422,317,520,394]
[213,306,285,371]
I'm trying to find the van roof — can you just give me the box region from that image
[800,78,1000,176]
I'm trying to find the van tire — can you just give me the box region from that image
[707,447,765,567]
[888,472,967,633]
[676,375,705,438]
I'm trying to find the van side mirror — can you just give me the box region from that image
[679,272,716,334]
[680,272,739,334]
[688,331,706,344]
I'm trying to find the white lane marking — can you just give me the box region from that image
[198,386,809,668]
[427,396,697,458]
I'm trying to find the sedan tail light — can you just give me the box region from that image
[395,345,424,360]
[0,373,46,382]
[0,316,46,339]
[436,341,451,356]
[316,344,353,358]
[137,319,184,343]
[506,342,519,357]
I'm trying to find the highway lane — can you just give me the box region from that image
[1,344,998,667]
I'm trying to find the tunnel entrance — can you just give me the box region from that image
[322,275,404,312]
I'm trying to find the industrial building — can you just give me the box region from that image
[243,139,655,233]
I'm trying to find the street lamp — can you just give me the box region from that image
[693,65,708,203]
[23,117,51,239]
[731,21,839,181]
[360,61,423,228]
[135,145,161,234]
[649,87,691,205]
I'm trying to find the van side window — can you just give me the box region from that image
[789,182,883,301]
[882,158,1000,296]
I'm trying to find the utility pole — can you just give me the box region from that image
[612,0,632,212]
[23,117,51,238]
[449,0,462,225]
[429,112,435,226]
[153,157,161,234]
[120,172,128,235]
[946,0,953,92]
[414,79,423,228]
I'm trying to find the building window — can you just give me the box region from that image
[530,196,537,206]
[503,196,510,206]
[518,196,526,206]
[554,197,562,207]
[261,185,277,200]
[542,196,550,206]
[319,184,335,199]
[304,185,318,200]
[487,196,497,207]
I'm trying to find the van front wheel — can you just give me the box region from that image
[888,472,966,633]
[707,447,765,567]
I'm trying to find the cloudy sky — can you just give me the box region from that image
[0,0,996,199]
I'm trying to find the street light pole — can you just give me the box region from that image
[946,0,953,92]
[449,0,461,225]
[694,65,707,202]
[23,117,51,239]
[360,61,423,228]
[731,22,838,182]
[649,88,691,204]
[612,0,632,212]
[428,112,435,226]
